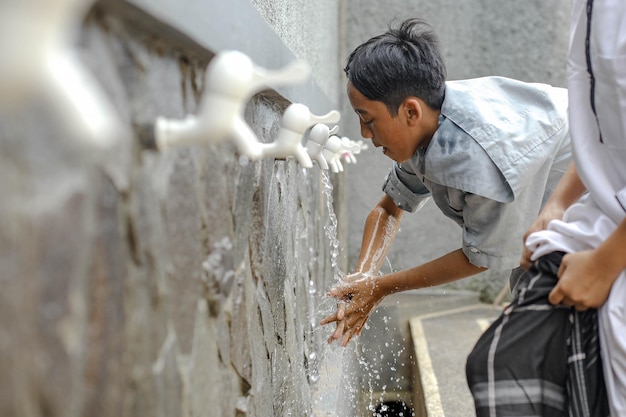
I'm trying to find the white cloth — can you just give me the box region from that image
[526,1,626,414]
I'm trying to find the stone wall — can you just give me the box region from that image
[0,1,355,416]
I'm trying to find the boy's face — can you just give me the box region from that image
[347,82,421,163]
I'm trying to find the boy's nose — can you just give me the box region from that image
[359,124,373,139]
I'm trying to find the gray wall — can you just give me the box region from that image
[342,0,572,300]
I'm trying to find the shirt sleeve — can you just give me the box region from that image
[460,191,526,270]
[382,162,431,212]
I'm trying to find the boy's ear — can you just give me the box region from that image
[403,98,422,126]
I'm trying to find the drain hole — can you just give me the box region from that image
[374,401,414,416]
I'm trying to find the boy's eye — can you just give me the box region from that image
[363,119,373,126]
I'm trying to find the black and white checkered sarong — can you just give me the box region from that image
[466,252,609,417]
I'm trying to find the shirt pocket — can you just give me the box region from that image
[595,53,626,150]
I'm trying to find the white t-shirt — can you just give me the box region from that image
[526,1,626,414]
[526,0,626,260]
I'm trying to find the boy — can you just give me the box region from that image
[321,18,571,349]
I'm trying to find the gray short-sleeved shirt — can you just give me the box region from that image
[383,77,571,270]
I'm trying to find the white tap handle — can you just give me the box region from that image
[0,0,96,104]
[305,124,329,169]
[308,123,332,146]
[322,135,345,173]
[262,104,341,168]
[340,137,366,155]
[342,152,357,164]
[308,109,341,126]
[306,141,329,169]
[231,117,264,160]
[250,60,311,92]
[324,135,343,153]
[205,51,311,99]
[335,136,368,165]
[154,50,311,160]
[329,158,344,173]
[280,103,341,132]
[305,123,336,169]
[155,115,199,150]
[46,48,124,148]
[0,0,125,149]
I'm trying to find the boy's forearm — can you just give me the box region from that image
[377,248,487,295]
[355,195,403,275]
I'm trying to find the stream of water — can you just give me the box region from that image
[309,170,350,416]
[321,170,343,283]
[311,170,413,417]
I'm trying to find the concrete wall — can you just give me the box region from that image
[0,1,356,416]
[341,0,572,301]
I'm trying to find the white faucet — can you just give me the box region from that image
[339,137,368,164]
[260,103,340,168]
[322,135,368,173]
[0,0,124,148]
[305,123,340,170]
[155,50,311,160]
[321,135,345,173]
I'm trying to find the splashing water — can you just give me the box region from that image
[313,171,415,416]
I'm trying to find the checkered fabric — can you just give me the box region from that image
[466,252,609,417]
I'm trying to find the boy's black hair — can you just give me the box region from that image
[345,18,446,115]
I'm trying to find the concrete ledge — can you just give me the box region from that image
[101,0,336,113]
[409,304,499,416]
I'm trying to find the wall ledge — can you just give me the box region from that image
[100,0,336,113]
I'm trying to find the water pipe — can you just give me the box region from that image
[305,123,340,170]
[0,0,124,148]
[154,50,311,160]
[260,103,340,168]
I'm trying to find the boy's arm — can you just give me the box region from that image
[353,194,404,275]
[375,248,487,294]
[320,194,403,343]
[322,248,486,346]
[521,162,587,269]
[549,217,626,310]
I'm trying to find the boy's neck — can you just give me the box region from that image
[419,107,441,149]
